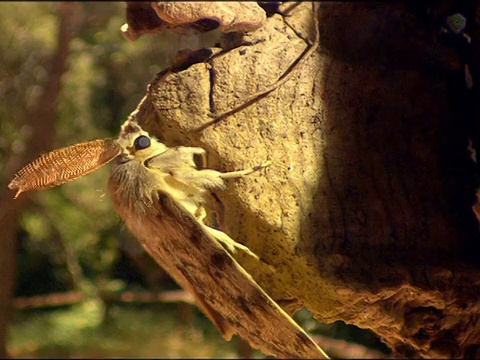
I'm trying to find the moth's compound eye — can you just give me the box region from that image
[134,135,151,150]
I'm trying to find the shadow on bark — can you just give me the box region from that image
[135,2,480,358]
[314,2,480,358]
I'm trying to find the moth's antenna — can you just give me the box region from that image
[8,138,121,198]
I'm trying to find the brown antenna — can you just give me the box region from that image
[8,138,121,199]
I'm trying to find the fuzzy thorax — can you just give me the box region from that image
[108,123,225,220]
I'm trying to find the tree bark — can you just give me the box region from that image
[126,2,480,358]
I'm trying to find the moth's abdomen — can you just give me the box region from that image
[8,139,120,198]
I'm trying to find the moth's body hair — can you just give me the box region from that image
[110,122,227,220]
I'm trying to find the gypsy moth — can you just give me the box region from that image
[8,120,329,359]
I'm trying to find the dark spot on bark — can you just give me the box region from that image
[176,264,199,288]
[430,330,460,358]
[297,331,310,343]
[193,152,205,169]
[269,342,294,358]
[157,192,174,215]
[179,210,192,224]
[232,320,242,330]
[210,251,233,270]
[465,344,480,358]
[404,306,442,335]
[258,2,281,17]
[171,48,215,72]
[295,331,312,349]
[190,231,203,249]
[413,328,431,345]
[237,296,253,316]
[395,342,419,358]
[248,289,268,313]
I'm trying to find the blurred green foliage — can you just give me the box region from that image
[1,2,390,358]
[10,303,246,358]
[3,1,209,297]
[2,2,240,357]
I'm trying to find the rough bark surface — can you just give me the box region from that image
[128,2,480,358]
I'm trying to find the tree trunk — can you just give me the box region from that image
[126,2,480,358]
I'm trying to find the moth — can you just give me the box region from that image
[9,120,329,359]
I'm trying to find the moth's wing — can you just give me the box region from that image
[9,139,121,198]
[158,252,237,340]
[121,192,329,359]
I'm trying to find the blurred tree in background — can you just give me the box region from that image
[0,2,391,358]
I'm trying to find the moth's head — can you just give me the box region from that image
[117,121,167,163]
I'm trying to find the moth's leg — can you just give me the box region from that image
[206,226,276,274]
[195,205,208,223]
[219,160,271,179]
[178,146,207,169]
[203,225,260,261]
[179,146,206,156]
